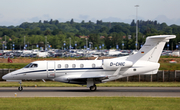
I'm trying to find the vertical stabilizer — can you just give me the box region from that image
[127,35,176,63]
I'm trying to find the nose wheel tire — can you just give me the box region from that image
[18,82,23,91]
[90,84,97,91]
[18,86,23,91]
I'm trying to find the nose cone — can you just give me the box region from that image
[2,75,6,80]
[2,74,7,80]
[2,74,10,80]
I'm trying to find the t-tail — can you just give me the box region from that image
[102,35,176,71]
[102,35,176,82]
[127,35,176,63]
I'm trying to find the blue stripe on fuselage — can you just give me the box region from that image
[16,67,103,75]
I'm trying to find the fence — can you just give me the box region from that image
[117,70,180,82]
[0,69,180,82]
[0,69,16,81]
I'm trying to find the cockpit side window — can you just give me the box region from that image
[24,63,38,68]
[30,63,38,68]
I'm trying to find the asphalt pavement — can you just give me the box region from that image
[0,87,180,97]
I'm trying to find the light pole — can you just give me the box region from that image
[47,42,49,51]
[13,42,15,52]
[122,41,124,50]
[69,38,71,52]
[5,35,6,50]
[63,41,66,57]
[135,5,139,50]
[24,36,25,50]
[89,42,92,50]
[116,44,119,50]
[167,43,169,50]
[10,44,12,50]
[2,42,4,51]
[75,41,77,52]
[85,38,88,49]
[99,45,102,56]
[45,36,47,51]
[28,42,29,50]
[102,44,104,50]
[64,41,66,50]
[92,43,93,50]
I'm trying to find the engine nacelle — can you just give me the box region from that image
[102,59,133,70]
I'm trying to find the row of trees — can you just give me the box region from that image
[0,19,180,50]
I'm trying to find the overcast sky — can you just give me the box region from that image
[0,0,180,26]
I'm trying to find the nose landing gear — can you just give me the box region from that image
[18,82,23,91]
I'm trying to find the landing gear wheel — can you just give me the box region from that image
[18,86,23,91]
[90,84,97,91]
[18,82,23,91]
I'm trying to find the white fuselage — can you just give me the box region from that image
[4,60,113,80]
[3,59,160,84]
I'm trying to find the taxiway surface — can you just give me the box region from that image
[0,87,180,97]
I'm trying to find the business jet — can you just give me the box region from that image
[2,35,176,91]
[108,49,122,56]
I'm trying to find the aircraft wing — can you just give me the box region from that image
[55,67,122,84]
[67,75,109,80]
[54,74,109,84]
[56,67,122,83]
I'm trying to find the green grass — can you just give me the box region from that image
[0,97,180,110]
[159,63,180,70]
[0,63,28,69]
[160,56,180,58]
[1,81,180,87]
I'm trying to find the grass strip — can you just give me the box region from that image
[159,63,180,70]
[0,97,180,110]
[0,63,28,69]
[1,81,180,87]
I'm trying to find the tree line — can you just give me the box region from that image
[0,19,180,50]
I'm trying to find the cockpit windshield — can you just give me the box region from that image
[24,63,32,68]
[24,63,38,68]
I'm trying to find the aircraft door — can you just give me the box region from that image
[47,61,56,78]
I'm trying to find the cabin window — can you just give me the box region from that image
[72,64,76,68]
[80,64,84,68]
[57,64,61,68]
[133,69,136,71]
[65,64,69,68]
[92,63,96,68]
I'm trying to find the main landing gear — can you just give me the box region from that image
[89,84,97,91]
[18,82,23,91]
